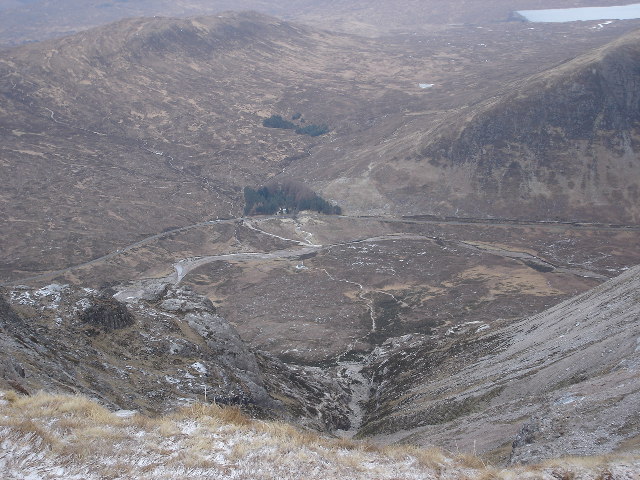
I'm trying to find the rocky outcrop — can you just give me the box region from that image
[80,296,134,331]
[0,292,30,394]
[157,286,217,313]
[0,282,351,429]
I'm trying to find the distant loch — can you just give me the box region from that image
[515,4,640,22]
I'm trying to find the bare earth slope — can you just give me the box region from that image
[360,264,640,464]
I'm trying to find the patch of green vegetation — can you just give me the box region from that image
[522,260,555,273]
[243,180,341,216]
[262,114,296,130]
[262,114,330,137]
[294,124,329,137]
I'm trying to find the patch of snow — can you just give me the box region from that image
[180,421,199,435]
[555,393,585,405]
[35,283,68,297]
[11,290,34,306]
[75,298,92,310]
[114,410,137,418]
[593,20,614,29]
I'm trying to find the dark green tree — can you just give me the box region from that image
[243,180,341,216]
[262,115,296,130]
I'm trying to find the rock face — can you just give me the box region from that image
[358,265,640,464]
[0,283,350,430]
[0,294,28,392]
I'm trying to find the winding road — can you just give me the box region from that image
[4,213,635,287]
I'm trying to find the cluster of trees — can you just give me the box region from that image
[243,180,342,216]
[294,124,329,137]
[262,114,329,137]
[262,114,296,130]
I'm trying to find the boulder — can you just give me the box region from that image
[80,296,134,331]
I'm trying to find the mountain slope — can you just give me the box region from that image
[2,13,638,282]
[1,259,639,466]
[417,30,640,223]
[359,263,640,463]
[4,391,638,480]
[0,12,409,280]
[316,28,640,223]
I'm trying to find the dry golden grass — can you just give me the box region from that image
[4,418,62,450]
[388,444,448,469]
[1,391,638,480]
[175,402,252,427]
[6,390,118,424]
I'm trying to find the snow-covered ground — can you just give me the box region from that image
[517,4,640,22]
[1,391,638,479]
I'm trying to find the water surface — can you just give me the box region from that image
[516,4,640,22]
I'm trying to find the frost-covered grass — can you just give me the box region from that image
[0,391,637,479]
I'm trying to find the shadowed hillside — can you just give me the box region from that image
[414,30,640,223]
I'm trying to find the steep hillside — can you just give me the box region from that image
[1,255,638,468]
[416,30,640,223]
[358,264,640,464]
[0,282,350,430]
